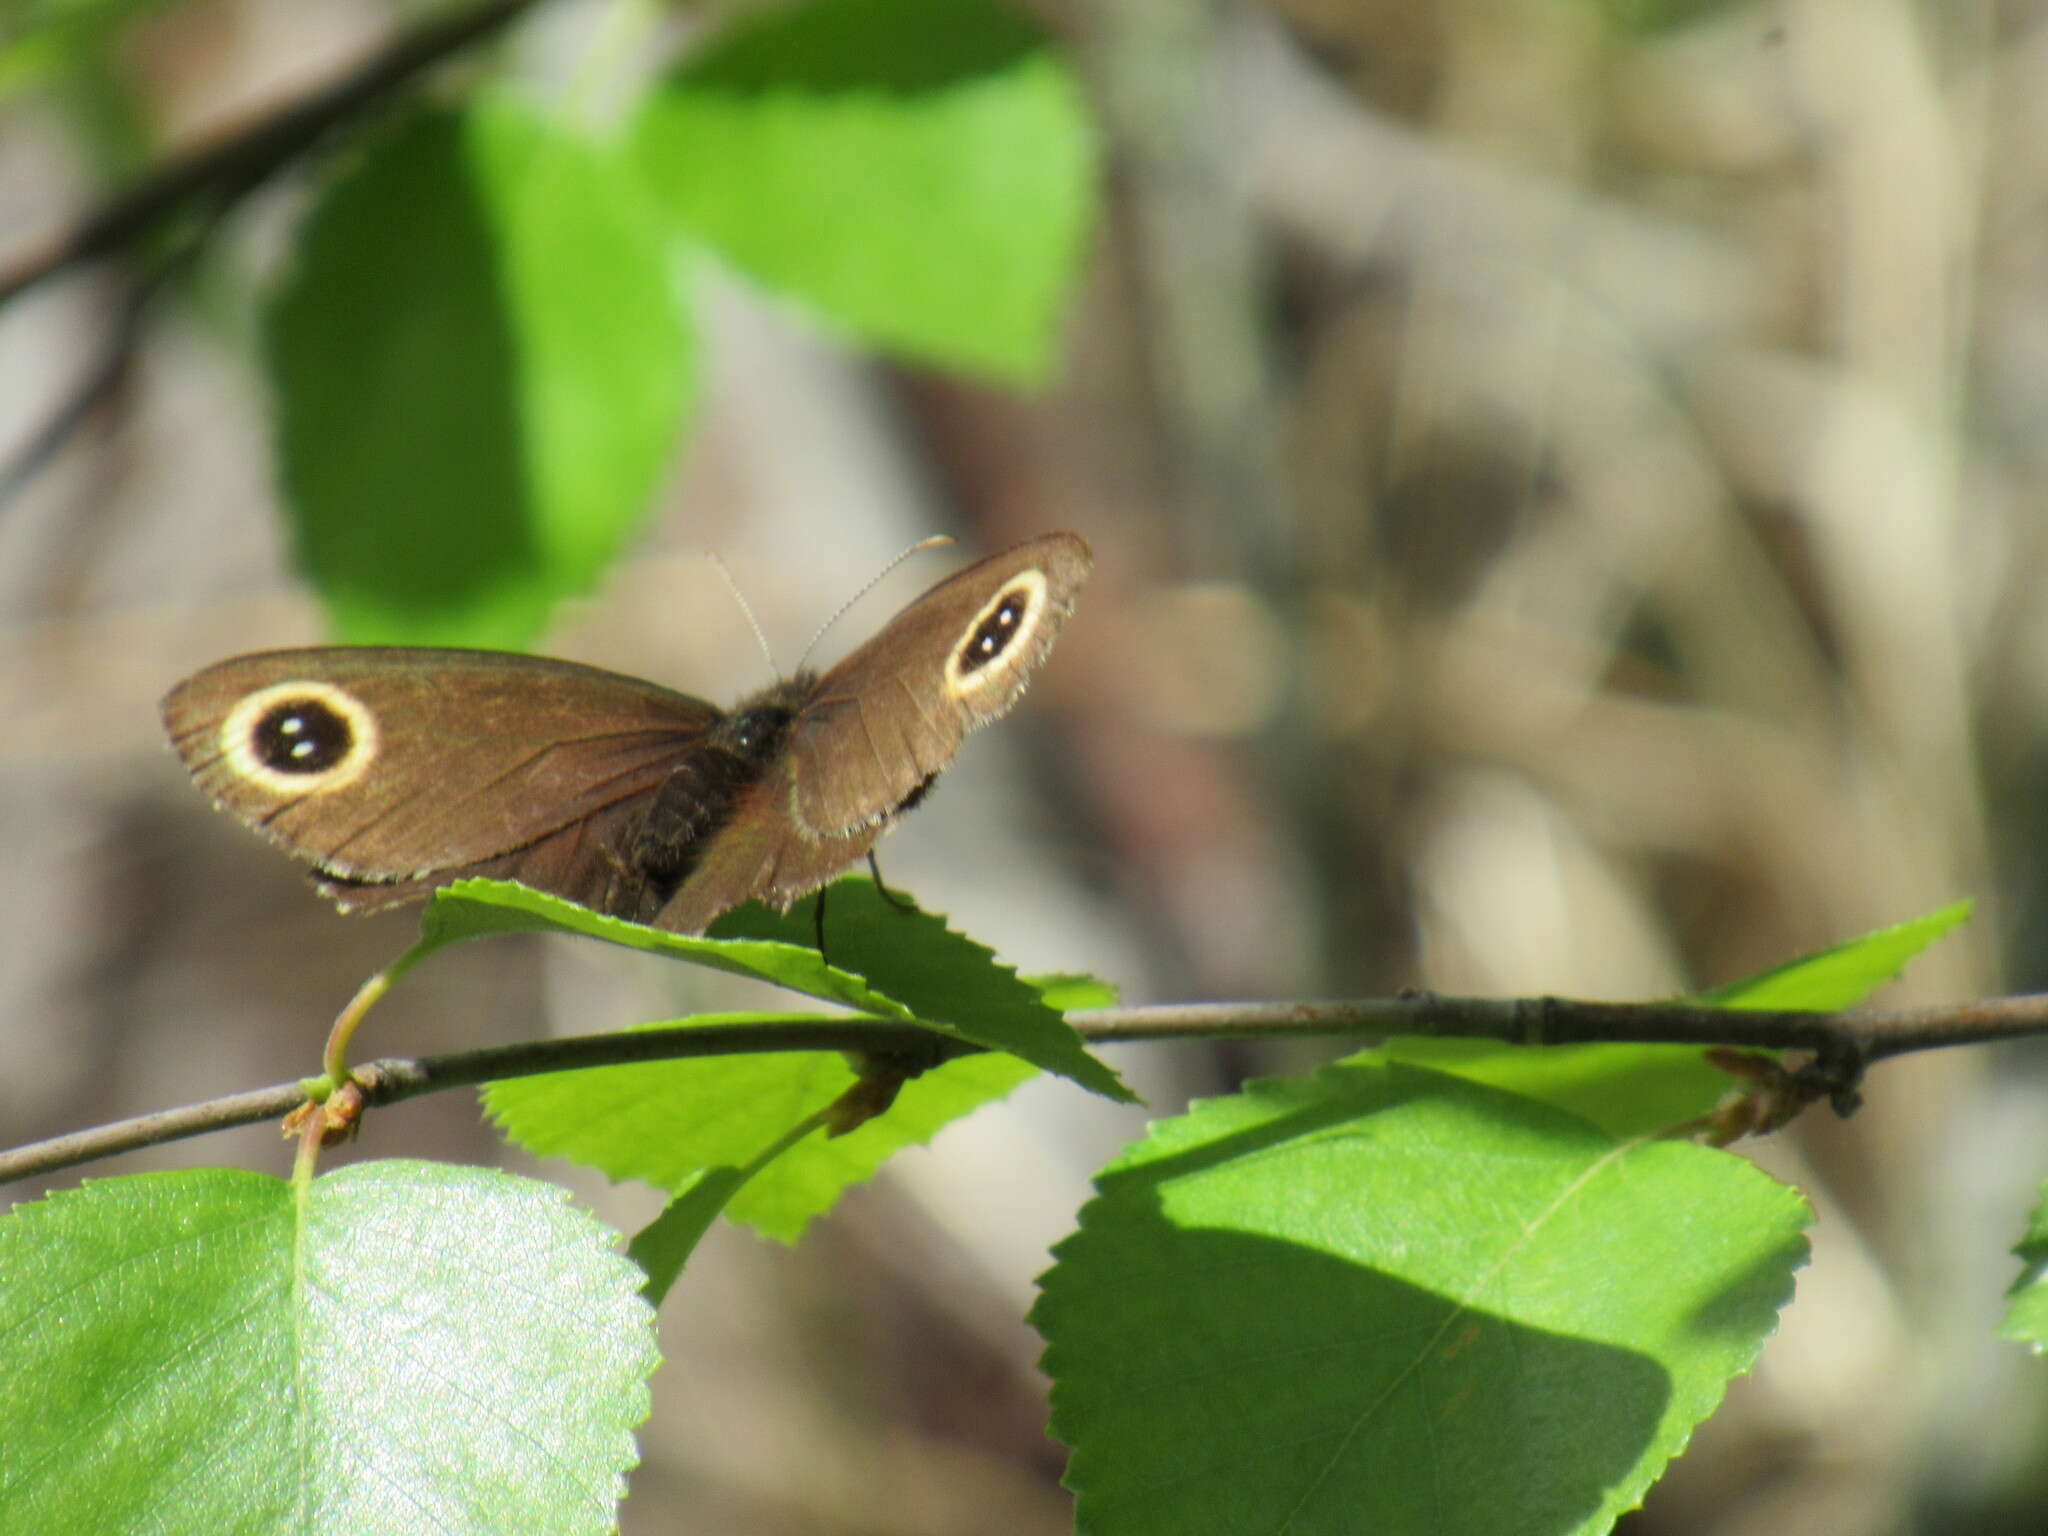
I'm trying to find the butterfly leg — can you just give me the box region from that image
[813,886,829,956]
[866,851,918,914]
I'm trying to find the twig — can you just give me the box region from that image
[1080,992,2048,1060]
[0,0,547,307]
[0,215,211,513]
[1078,996,1830,1050]
[6,990,2048,1189]
[0,1016,950,1187]
[0,0,551,514]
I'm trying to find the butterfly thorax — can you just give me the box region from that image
[719,674,817,754]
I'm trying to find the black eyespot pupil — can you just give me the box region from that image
[252,699,353,774]
[958,593,1029,676]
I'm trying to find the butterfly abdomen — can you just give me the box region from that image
[624,699,800,914]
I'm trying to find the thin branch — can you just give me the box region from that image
[0,1016,950,1187]
[7,989,2048,1190]
[0,0,552,513]
[0,0,547,307]
[1079,992,2048,1060]
[0,215,211,513]
[1076,996,1847,1049]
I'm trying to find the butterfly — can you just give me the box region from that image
[162,532,1091,934]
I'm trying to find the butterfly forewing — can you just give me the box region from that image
[783,533,1092,839]
[162,648,723,890]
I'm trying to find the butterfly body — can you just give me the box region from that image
[162,532,1090,933]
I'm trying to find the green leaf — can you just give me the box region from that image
[419,876,1126,1100]
[632,0,1094,383]
[491,1013,1037,1244]
[266,92,694,647]
[440,878,1116,1237]
[630,1163,761,1310]
[1381,900,1974,1136]
[1023,971,1120,1011]
[2001,1187,2048,1351]
[629,1167,756,1306]
[1692,898,1973,1010]
[711,875,1132,1101]
[416,877,920,1021]
[1369,1039,1730,1140]
[0,1163,657,1535]
[1033,1062,1809,1536]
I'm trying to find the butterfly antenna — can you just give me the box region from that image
[796,534,955,670]
[710,552,779,683]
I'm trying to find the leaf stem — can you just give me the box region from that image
[323,962,407,1084]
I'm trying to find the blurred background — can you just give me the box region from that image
[5,0,2048,1531]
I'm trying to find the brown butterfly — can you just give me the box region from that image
[161,532,1091,934]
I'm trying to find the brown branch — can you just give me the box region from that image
[6,990,2047,1190]
[1080,992,2048,1061]
[0,0,553,515]
[0,219,208,512]
[0,0,547,307]
[1078,995,1846,1050]
[0,1016,950,1187]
